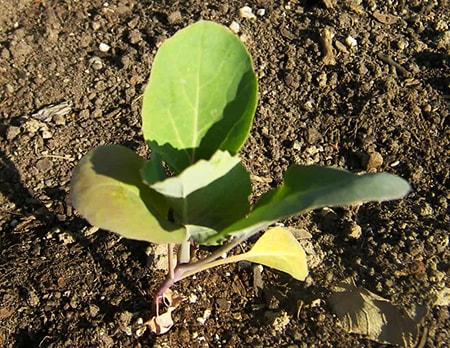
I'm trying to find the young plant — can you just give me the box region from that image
[70,21,410,334]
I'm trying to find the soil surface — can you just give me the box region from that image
[1,0,449,347]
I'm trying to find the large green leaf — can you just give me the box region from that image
[143,150,251,243]
[204,166,411,244]
[70,145,186,244]
[142,21,258,173]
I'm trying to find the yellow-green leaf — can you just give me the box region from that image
[70,145,186,244]
[239,226,308,281]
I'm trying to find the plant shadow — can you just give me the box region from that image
[0,149,157,345]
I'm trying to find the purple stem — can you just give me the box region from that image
[152,232,254,307]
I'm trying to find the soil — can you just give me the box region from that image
[0,0,449,347]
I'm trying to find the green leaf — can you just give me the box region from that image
[70,145,186,244]
[223,226,308,281]
[204,166,411,244]
[145,150,251,242]
[140,153,167,186]
[142,21,258,173]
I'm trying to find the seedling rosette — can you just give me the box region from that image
[70,21,410,334]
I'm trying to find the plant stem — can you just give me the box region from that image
[178,239,191,264]
[178,252,247,280]
[168,243,175,280]
[174,232,254,282]
[186,232,251,268]
[153,231,257,305]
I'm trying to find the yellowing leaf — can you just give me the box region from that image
[239,226,308,281]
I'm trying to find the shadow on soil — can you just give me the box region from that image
[0,150,157,346]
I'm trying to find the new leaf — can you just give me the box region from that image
[144,150,251,243]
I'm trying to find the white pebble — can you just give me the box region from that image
[99,42,110,52]
[196,309,212,324]
[229,21,240,34]
[390,160,400,167]
[42,129,53,139]
[257,8,266,16]
[345,35,358,48]
[189,293,198,303]
[239,6,256,20]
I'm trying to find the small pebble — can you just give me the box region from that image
[189,293,198,303]
[366,151,383,172]
[229,21,240,34]
[239,33,250,43]
[42,129,52,139]
[272,311,290,331]
[348,223,362,239]
[216,298,231,310]
[168,11,182,24]
[415,202,434,217]
[292,141,301,150]
[256,8,266,16]
[23,119,42,133]
[128,29,142,44]
[89,56,103,70]
[89,304,100,317]
[6,83,14,93]
[99,42,110,52]
[196,309,212,325]
[253,264,264,292]
[389,160,400,167]
[345,35,358,48]
[434,288,450,307]
[92,21,101,31]
[58,231,75,244]
[302,100,314,112]
[316,71,327,87]
[239,6,256,20]
[27,290,40,307]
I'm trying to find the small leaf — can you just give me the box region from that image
[205,166,410,243]
[142,21,258,173]
[234,226,308,281]
[70,145,186,244]
[146,150,251,242]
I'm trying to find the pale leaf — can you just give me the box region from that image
[328,278,424,347]
[238,226,308,281]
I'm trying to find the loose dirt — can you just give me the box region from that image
[0,1,449,347]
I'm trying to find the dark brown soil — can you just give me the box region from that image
[1,1,449,347]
